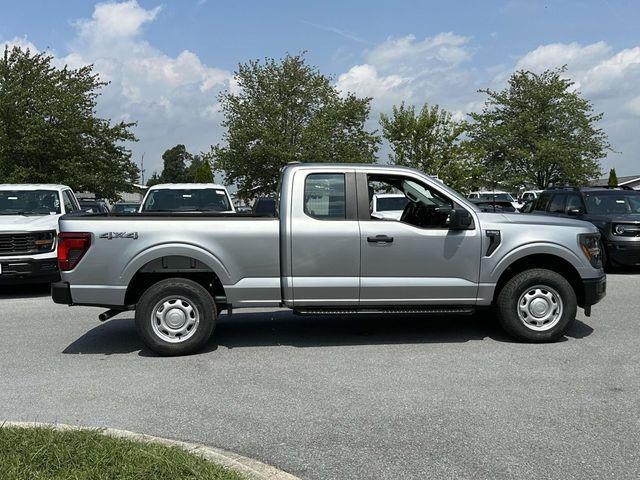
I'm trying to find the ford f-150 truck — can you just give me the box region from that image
[52,164,606,355]
[1,184,81,284]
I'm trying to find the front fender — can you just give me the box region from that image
[488,241,589,281]
[120,242,232,286]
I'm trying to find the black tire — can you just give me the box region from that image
[497,268,577,343]
[135,278,216,356]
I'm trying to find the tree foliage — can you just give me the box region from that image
[380,102,475,192]
[0,46,138,201]
[607,168,618,187]
[213,54,379,199]
[147,144,214,185]
[466,67,609,189]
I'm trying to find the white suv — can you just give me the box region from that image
[0,184,80,284]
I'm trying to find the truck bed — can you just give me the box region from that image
[58,213,281,308]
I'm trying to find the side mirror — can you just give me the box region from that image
[448,208,473,230]
[567,208,583,217]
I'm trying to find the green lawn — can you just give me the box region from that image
[0,426,244,480]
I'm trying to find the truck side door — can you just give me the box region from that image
[287,169,360,307]
[357,171,482,305]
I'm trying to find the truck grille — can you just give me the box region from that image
[0,233,38,255]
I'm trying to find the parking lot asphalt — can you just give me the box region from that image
[1,274,639,480]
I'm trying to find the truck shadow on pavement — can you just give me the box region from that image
[0,283,51,299]
[62,310,594,356]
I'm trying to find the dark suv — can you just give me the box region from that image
[530,186,640,267]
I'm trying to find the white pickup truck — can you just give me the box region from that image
[0,184,81,284]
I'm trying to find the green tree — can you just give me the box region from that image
[380,102,474,192]
[146,172,161,187]
[466,67,609,189]
[189,155,214,183]
[0,46,138,201]
[213,54,379,199]
[157,144,192,183]
[607,168,618,187]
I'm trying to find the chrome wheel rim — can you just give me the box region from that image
[517,285,563,331]
[151,296,200,343]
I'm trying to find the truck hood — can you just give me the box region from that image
[478,212,597,231]
[0,214,60,232]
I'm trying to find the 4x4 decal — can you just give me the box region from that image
[99,232,138,239]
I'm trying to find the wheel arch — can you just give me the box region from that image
[122,244,230,307]
[492,253,585,307]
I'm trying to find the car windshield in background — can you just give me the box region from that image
[377,196,409,211]
[584,192,640,215]
[0,190,61,215]
[479,193,515,202]
[142,189,231,212]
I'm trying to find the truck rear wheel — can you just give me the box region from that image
[497,268,577,342]
[135,278,216,356]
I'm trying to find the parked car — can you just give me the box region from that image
[235,205,253,214]
[528,186,640,268]
[468,191,522,210]
[469,198,518,213]
[253,197,277,216]
[52,163,606,355]
[140,184,235,213]
[79,199,110,213]
[519,190,543,204]
[371,193,409,220]
[112,202,141,214]
[0,184,80,284]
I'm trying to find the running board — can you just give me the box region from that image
[293,306,475,315]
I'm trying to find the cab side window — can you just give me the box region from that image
[534,193,551,211]
[565,194,585,214]
[548,194,566,213]
[366,173,456,229]
[304,173,345,220]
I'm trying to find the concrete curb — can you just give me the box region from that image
[2,421,301,480]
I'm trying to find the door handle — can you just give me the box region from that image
[367,235,394,244]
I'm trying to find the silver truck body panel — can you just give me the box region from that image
[59,217,280,307]
[58,163,604,310]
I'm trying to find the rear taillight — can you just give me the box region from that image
[57,232,92,271]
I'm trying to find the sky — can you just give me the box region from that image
[1,0,639,180]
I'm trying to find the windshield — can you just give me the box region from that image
[584,193,640,215]
[0,190,61,215]
[142,188,232,212]
[376,196,409,211]
[478,193,515,202]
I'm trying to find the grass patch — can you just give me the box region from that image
[0,426,244,480]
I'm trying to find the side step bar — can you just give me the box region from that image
[294,306,475,315]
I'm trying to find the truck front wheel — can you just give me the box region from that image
[135,278,216,356]
[497,268,577,342]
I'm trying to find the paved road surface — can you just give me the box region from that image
[1,275,638,479]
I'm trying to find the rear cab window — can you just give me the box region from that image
[303,173,346,220]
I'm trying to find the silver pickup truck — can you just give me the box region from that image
[52,163,606,355]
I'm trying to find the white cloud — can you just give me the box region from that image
[75,0,161,40]
[337,36,640,175]
[336,32,477,112]
[336,64,404,101]
[2,36,40,54]
[50,1,232,176]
